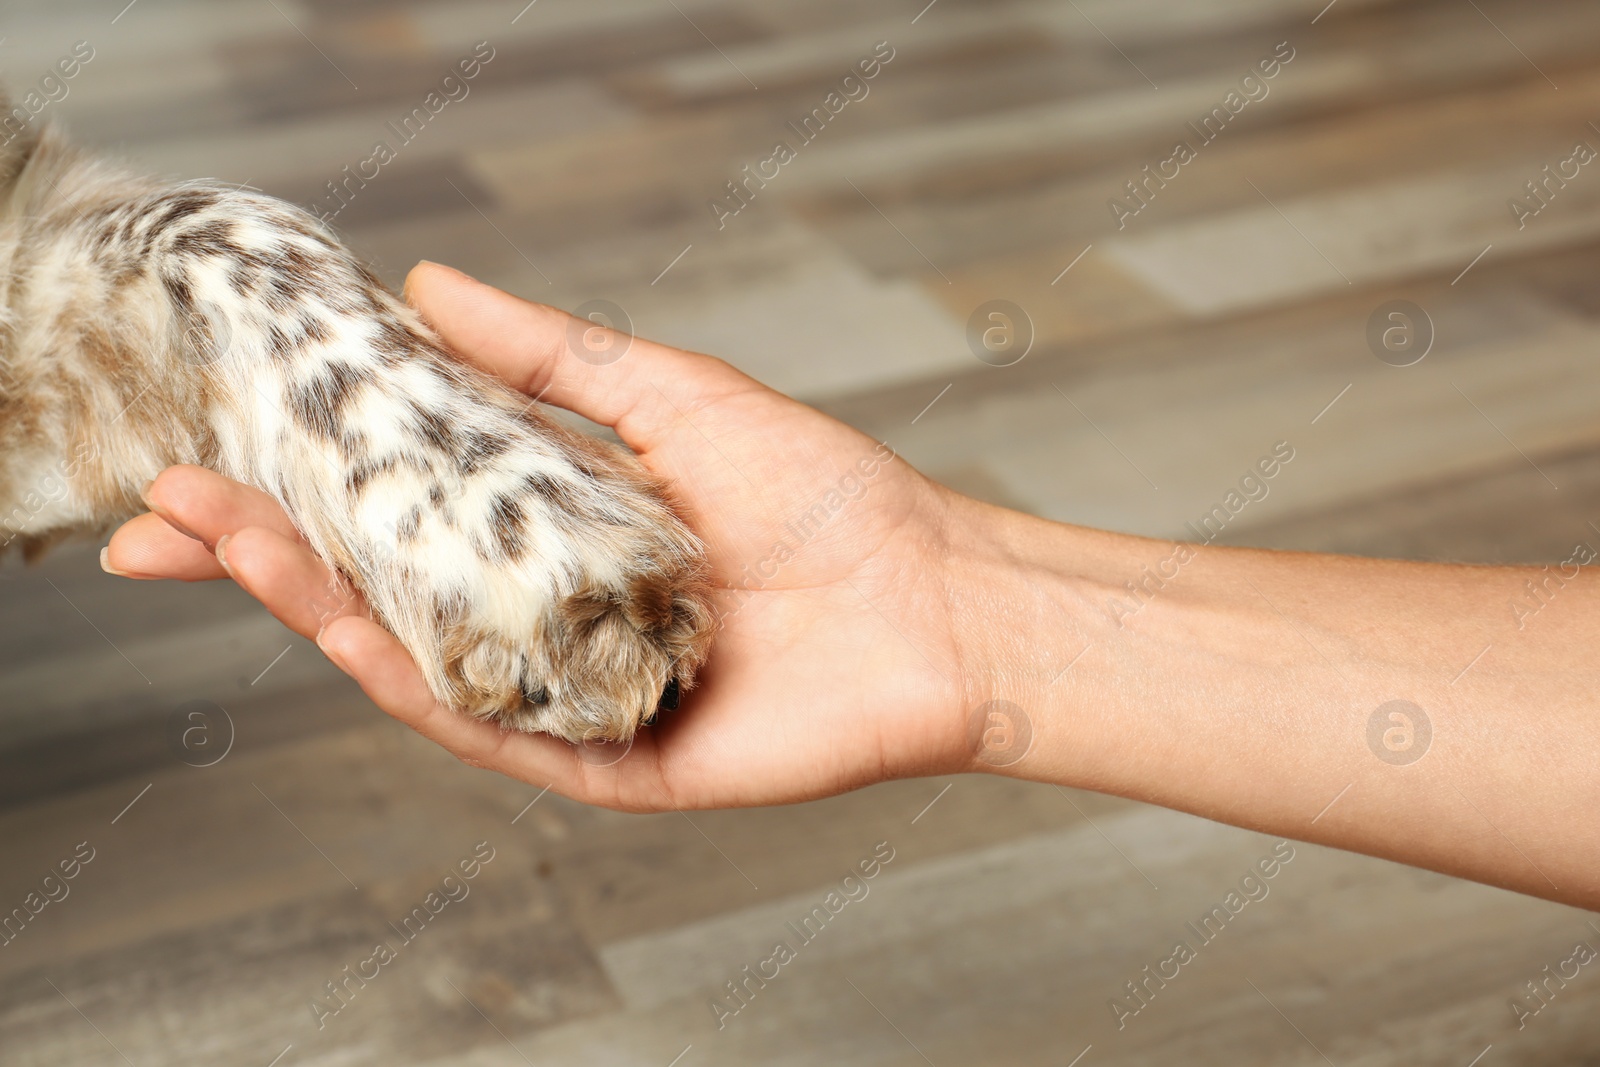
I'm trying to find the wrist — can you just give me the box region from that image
[935,491,1108,780]
[939,495,1246,796]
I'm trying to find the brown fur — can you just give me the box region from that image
[0,90,717,742]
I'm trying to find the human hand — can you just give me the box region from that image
[105,262,991,810]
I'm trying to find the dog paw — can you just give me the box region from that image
[300,401,718,744]
[129,185,718,741]
[433,564,714,741]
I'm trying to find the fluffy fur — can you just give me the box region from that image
[0,96,715,742]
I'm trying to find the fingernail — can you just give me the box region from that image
[140,488,204,542]
[99,546,133,578]
[316,627,351,674]
[418,260,475,283]
[406,261,470,307]
[214,534,232,574]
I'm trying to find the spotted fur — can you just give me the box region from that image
[0,104,714,742]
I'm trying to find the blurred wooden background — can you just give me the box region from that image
[4,0,1600,1063]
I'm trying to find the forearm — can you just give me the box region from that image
[949,494,1600,909]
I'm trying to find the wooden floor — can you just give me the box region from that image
[6,0,1600,1063]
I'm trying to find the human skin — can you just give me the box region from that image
[104,262,1600,911]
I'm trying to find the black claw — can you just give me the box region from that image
[658,678,681,712]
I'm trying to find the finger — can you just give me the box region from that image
[224,534,650,809]
[316,614,610,796]
[403,261,765,452]
[216,526,364,640]
[103,512,227,581]
[143,465,304,547]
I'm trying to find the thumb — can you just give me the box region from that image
[402,261,761,454]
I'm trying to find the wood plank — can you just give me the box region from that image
[9,0,1600,1062]
[823,257,1600,535]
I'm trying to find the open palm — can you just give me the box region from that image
[107,263,977,810]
